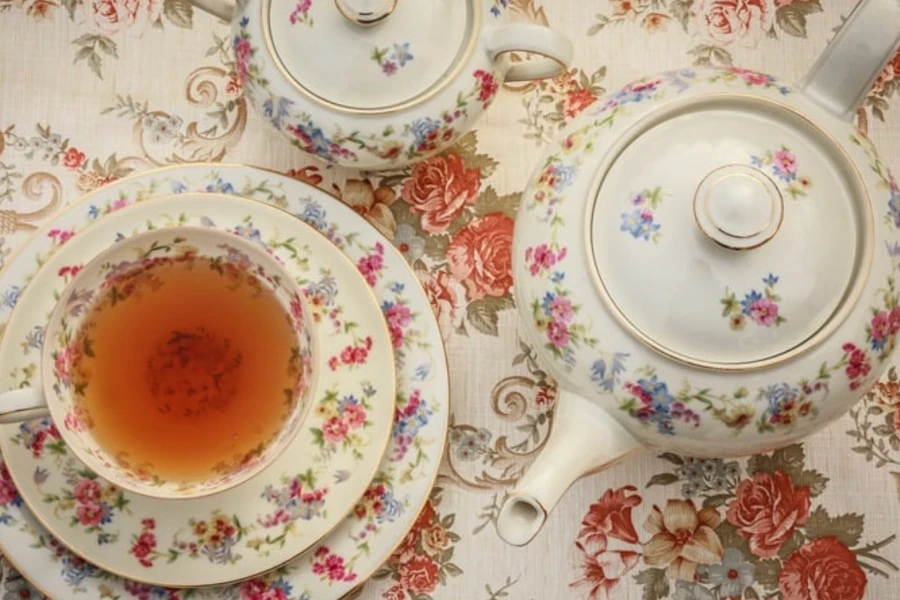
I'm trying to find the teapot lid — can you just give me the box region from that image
[262,0,477,113]
[588,96,873,369]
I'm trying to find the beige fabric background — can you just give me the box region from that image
[1,0,900,598]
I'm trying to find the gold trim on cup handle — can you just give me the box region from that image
[488,23,573,83]
[0,387,49,425]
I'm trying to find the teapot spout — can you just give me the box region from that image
[496,390,643,546]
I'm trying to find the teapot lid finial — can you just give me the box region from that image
[693,164,784,251]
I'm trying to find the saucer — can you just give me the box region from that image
[0,165,449,600]
[0,193,398,588]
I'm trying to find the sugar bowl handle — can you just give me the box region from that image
[0,388,49,425]
[488,23,574,83]
[188,0,234,22]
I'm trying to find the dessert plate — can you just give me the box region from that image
[0,164,449,600]
[0,193,397,588]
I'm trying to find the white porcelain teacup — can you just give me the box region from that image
[0,226,319,500]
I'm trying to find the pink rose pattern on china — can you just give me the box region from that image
[721,274,786,331]
[0,462,22,511]
[357,242,386,287]
[310,546,357,583]
[258,469,330,528]
[328,336,374,371]
[13,416,130,546]
[289,0,312,26]
[11,417,63,460]
[129,512,248,568]
[751,145,812,199]
[35,465,130,546]
[310,384,375,459]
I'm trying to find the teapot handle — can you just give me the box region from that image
[799,0,900,121]
[188,0,234,22]
[487,23,574,83]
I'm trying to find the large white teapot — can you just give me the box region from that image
[188,0,573,170]
[498,0,900,546]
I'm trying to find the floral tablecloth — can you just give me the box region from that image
[2,0,900,598]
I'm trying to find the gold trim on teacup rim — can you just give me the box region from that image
[582,92,875,373]
[260,0,482,115]
[0,162,450,596]
[0,189,406,589]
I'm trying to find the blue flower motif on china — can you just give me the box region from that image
[406,118,443,149]
[620,209,660,241]
[619,375,701,435]
[263,95,294,130]
[205,178,236,194]
[620,187,664,243]
[391,389,433,462]
[1,285,21,310]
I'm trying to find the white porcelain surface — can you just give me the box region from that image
[498,0,900,547]
[269,0,470,110]
[207,0,574,168]
[589,99,866,366]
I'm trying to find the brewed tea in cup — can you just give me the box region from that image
[0,227,318,499]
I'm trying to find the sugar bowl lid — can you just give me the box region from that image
[588,94,872,370]
[263,0,479,112]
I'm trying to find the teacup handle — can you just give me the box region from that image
[0,388,49,425]
[487,23,574,83]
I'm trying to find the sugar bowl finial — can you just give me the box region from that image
[334,0,398,25]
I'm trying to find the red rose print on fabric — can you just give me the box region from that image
[446,213,514,301]
[571,447,898,600]
[377,487,461,599]
[726,470,811,558]
[401,154,482,235]
[779,537,867,600]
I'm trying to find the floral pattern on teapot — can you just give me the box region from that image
[289,0,313,26]
[721,274,786,331]
[372,43,415,77]
[751,145,812,199]
[518,68,900,440]
[232,14,500,167]
[620,187,664,243]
